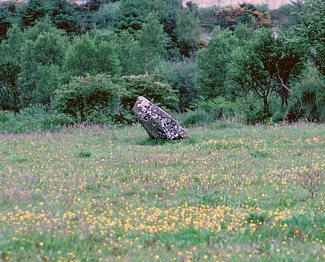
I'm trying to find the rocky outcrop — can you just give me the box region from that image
[133,96,188,140]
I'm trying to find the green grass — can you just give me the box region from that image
[0,122,324,261]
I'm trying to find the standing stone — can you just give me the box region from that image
[133,96,188,140]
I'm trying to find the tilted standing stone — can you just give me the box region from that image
[133,96,188,140]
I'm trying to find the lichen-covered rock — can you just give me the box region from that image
[133,96,188,140]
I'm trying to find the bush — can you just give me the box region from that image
[0,110,13,123]
[0,105,74,133]
[232,94,267,124]
[196,97,236,118]
[36,113,74,130]
[194,97,252,123]
[120,72,179,112]
[181,109,216,127]
[55,74,123,124]
[287,68,325,122]
[161,60,198,112]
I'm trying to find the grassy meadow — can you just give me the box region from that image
[0,122,324,261]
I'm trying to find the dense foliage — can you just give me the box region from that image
[0,0,324,132]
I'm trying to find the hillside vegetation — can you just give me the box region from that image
[0,123,324,260]
[0,0,324,132]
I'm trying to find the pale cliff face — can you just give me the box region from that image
[184,0,292,9]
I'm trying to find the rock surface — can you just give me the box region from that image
[133,96,188,140]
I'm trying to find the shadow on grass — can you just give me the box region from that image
[139,136,197,146]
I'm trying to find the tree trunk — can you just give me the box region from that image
[263,95,269,117]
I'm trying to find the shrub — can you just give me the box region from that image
[181,109,216,127]
[196,97,236,118]
[120,71,179,112]
[0,110,13,123]
[161,60,198,112]
[287,68,325,122]
[55,74,123,123]
[36,113,74,130]
[0,105,74,133]
[236,94,267,124]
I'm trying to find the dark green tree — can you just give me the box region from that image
[116,31,143,75]
[273,33,307,107]
[163,59,198,111]
[0,26,24,112]
[233,23,255,42]
[0,6,12,42]
[18,19,68,106]
[64,33,97,77]
[18,0,51,27]
[175,10,201,57]
[138,14,166,73]
[231,29,306,117]
[301,0,325,75]
[49,0,80,34]
[64,31,121,77]
[112,0,164,33]
[232,41,273,117]
[161,0,182,34]
[93,1,120,30]
[18,0,82,35]
[186,1,199,17]
[197,28,237,99]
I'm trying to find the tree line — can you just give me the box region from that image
[0,0,324,131]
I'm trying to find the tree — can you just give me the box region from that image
[112,0,164,34]
[18,0,51,27]
[64,31,121,78]
[93,31,121,75]
[288,66,325,122]
[163,59,198,111]
[93,2,120,30]
[273,33,306,107]
[84,0,104,12]
[17,0,81,35]
[197,28,237,99]
[0,26,24,112]
[301,0,325,75]
[231,29,306,117]
[233,23,255,42]
[64,33,97,77]
[18,19,68,106]
[0,6,12,42]
[232,42,273,117]
[138,14,166,73]
[175,10,201,57]
[23,16,66,41]
[116,31,143,75]
[161,0,182,32]
[186,1,199,17]
[158,0,183,59]
[49,0,80,35]
[198,6,222,32]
